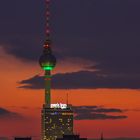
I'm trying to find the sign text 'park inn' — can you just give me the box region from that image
[51,103,67,109]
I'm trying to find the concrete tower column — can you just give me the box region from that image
[45,70,51,107]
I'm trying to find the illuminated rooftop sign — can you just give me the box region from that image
[51,103,67,109]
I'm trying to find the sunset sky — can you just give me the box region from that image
[0,0,140,139]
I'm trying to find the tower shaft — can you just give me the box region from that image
[45,70,51,107]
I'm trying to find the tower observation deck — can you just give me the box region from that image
[39,1,73,140]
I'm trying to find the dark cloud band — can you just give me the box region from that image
[0,107,22,120]
[19,71,140,89]
[72,106,127,120]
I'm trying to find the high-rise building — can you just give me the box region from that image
[56,135,87,140]
[39,1,74,140]
[14,137,32,140]
[41,105,73,140]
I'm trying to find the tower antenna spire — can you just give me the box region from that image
[101,132,104,140]
[67,92,69,105]
[46,0,51,38]
[44,0,52,49]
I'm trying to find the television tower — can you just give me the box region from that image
[39,1,73,140]
[39,0,56,108]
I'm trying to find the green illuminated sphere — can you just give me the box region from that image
[39,50,56,71]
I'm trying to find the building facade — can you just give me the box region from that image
[41,105,73,140]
